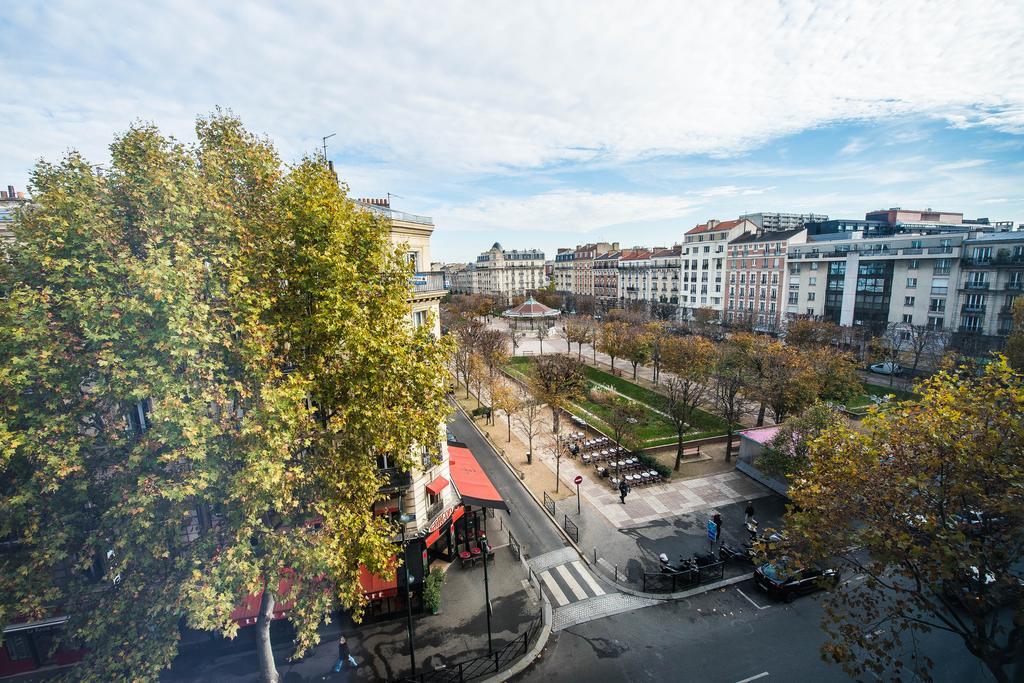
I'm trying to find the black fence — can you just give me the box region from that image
[563,515,579,544]
[641,561,725,593]
[397,617,542,682]
[508,529,521,561]
[542,491,555,516]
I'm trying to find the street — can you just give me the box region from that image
[516,576,997,683]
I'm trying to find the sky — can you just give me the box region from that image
[2,1,1024,263]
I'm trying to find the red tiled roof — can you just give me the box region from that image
[685,218,747,236]
[502,296,560,318]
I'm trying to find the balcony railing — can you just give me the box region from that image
[961,254,1024,268]
[901,247,924,255]
[998,307,1014,318]
[964,281,990,290]
[1007,281,1023,291]
[411,271,448,294]
[958,324,983,334]
[359,202,434,225]
[378,467,413,492]
[961,303,986,314]
[928,246,954,255]
[933,267,951,276]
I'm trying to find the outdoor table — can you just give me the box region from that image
[582,454,591,464]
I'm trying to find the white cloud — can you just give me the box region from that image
[934,159,990,171]
[1,0,1023,186]
[435,190,700,234]
[840,137,869,155]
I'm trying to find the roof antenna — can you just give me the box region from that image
[321,133,336,160]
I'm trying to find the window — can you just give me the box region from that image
[810,262,819,270]
[788,292,798,304]
[808,276,817,286]
[909,259,919,269]
[807,292,816,301]
[902,314,913,324]
[412,310,427,329]
[406,251,420,271]
[4,633,31,661]
[906,278,917,288]
[927,317,944,330]
[905,296,915,306]
[807,307,815,316]
[911,240,922,249]
[929,298,945,313]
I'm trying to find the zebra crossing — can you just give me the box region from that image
[538,559,606,606]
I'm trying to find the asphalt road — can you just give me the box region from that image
[446,400,566,560]
[515,576,998,683]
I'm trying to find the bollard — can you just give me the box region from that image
[614,564,618,582]
[593,547,597,564]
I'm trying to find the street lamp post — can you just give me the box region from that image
[399,511,417,677]
[482,534,493,653]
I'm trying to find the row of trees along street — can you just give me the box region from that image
[0,115,452,683]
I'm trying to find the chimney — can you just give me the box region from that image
[707,219,720,229]
[7,185,14,199]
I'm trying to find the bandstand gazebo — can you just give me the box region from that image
[501,296,560,329]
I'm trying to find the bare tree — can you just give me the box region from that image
[905,324,949,377]
[537,320,551,355]
[530,354,587,436]
[661,336,716,470]
[513,391,544,464]
[871,322,911,387]
[713,339,753,462]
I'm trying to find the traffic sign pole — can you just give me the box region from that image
[574,475,583,515]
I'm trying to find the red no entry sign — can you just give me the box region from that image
[574,475,583,485]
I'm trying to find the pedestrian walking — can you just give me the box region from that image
[334,636,357,672]
[618,479,630,504]
[744,501,755,526]
[712,512,723,543]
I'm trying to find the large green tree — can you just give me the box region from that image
[784,358,1024,682]
[0,113,450,682]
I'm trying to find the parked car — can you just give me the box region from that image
[754,560,839,602]
[869,362,903,376]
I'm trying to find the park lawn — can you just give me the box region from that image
[504,357,728,445]
[844,381,918,411]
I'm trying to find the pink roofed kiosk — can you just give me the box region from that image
[501,296,560,328]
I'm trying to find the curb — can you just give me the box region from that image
[480,596,553,683]
[606,571,755,601]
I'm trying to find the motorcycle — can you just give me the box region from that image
[718,542,754,564]
[692,551,718,568]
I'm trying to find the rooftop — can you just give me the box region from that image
[686,218,747,236]
[730,227,806,245]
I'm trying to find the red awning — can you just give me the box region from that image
[447,442,508,511]
[425,475,450,496]
[359,560,399,599]
[230,576,295,627]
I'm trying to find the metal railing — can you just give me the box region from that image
[378,467,413,492]
[359,202,434,225]
[412,271,447,294]
[398,617,542,682]
[965,281,990,290]
[641,561,725,593]
[961,303,986,314]
[508,529,521,560]
[563,515,579,544]
[543,491,555,516]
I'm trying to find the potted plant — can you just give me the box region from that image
[423,567,446,615]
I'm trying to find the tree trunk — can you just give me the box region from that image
[674,434,684,471]
[725,426,734,462]
[610,356,615,371]
[539,337,544,355]
[526,440,533,464]
[577,343,583,360]
[632,362,638,379]
[256,586,279,683]
[566,338,571,352]
[551,407,560,435]
[507,415,512,442]
[756,402,766,427]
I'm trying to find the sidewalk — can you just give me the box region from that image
[162,546,539,682]
[553,488,787,587]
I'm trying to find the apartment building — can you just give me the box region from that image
[467,242,546,300]
[594,249,622,305]
[552,248,574,293]
[0,183,27,242]
[649,245,683,309]
[740,212,828,231]
[682,219,754,317]
[572,242,617,297]
[618,248,655,306]
[725,228,807,330]
[786,231,962,332]
[956,231,1024,337]
[355,199,459,591]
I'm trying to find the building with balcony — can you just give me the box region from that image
[466,242,546,301]
[955,231,1024,337]
[739,211,828,231]
[786,231,962,332]
[0,183,28,242]
[552,248,574,294]
[649,245,683,313]
[617,248,655,307]
[725,228,807,331]
[572,242,618,298]
[682,219,754,318]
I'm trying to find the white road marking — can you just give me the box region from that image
[555,563,589,601]
[735,672,769,683]
[736,588,769,610]
[540,569,570,606]
[572,560,606,596]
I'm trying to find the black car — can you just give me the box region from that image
[754,561,839,602]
